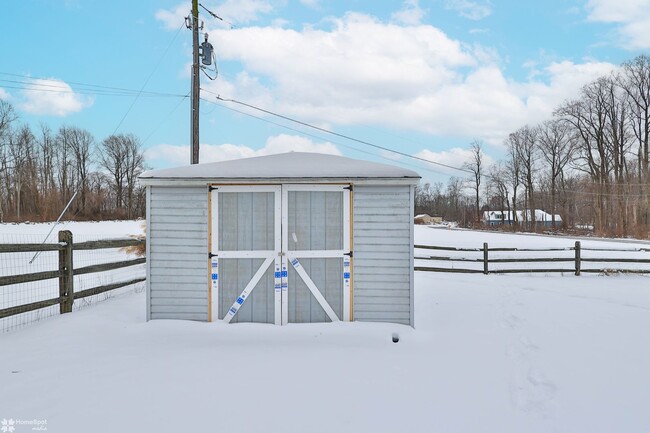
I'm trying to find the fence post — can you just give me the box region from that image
[574,241,581,276]
[483,242,489,275]
[58,230,74,313]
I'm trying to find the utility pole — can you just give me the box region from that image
[191,0,200,164]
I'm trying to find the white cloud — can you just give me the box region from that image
[145,134,341,167]
[415,147,494,175]
[299,0,320,9]
[0,88,9,100]
[160,8,617,147]
[514,60,618,127]
[585,0,650,49]
[445,0,493,20]
[155,4,188,30]
[391,0,426,26]
[17,79,93,117]
[216,0,274,24]
[156,0,276,29]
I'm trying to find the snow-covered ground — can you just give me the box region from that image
[1,223,649,433]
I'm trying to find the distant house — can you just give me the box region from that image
[415,214,443,224]
[483,210,562,228]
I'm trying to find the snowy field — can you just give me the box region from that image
[1,224,649,433]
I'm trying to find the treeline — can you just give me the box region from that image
[0,100,146,222]
[417,54,650,238]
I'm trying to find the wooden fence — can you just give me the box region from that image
[415,241,650,275]
[0,230,146,319]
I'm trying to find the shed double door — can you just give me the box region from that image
[210,185,351,324]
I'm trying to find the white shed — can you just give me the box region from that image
[139,152,420,326]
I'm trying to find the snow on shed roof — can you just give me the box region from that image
[140,152,420,181]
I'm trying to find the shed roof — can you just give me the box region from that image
[140,152,420,183]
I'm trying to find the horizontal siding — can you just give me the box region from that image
[355,281,410,290]
[150,274,207,284]
[354,207,410,216]
[355,267,410,276]
[150,298,207,307]
[353,185,413,326]
[355,228,410,237]
[355,296,410,305]
[151,312,207,321]
[354,311,410,324]
[150,215,207,224]
[152,289,207,299]
[150,245,207,255]
[148,186,208,321]
[352,289,409,298]
[151,230,207,240]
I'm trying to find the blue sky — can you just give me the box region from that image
[1,0,648,183]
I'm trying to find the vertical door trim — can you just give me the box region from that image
[343,187,351,321]
[210,186,219,321]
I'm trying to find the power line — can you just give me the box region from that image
[111,21,185,136]
[142,92,191,146]
[0,73,184,98]
[0,78,185,99]
[201,90,472,174]
[199,95,457,176]
[199,3,236,28]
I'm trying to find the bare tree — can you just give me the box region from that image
[123,135,145,219]
[509,125,538,229]
[0,101,18,222]
[487,161,510,224]
[99,134,145,218]
[604,74,633,234]
[619,55,650,230]
[463,140,484,223]
[505,136,522,229]
[68,127,95,214]
[9,125,37,219]
[537,118,575,229]
[54,126,75,206]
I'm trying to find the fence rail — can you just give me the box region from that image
[0,230,145,320]
[415,241,650,275]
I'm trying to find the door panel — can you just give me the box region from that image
[287,258,343,323]
[218,192,275,251]
[284,186,349,324]
[219,258,275,323]
[287,191,343,251]
[211,185,349,324]
[211,187,281,324]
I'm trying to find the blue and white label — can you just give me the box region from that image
[291,258,299,267]
[229,307,237,315]
[236,297,244,305]
[343,272,350,279]
[211,273,218,280]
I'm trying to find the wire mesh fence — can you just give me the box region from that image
[0,231,145,333]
